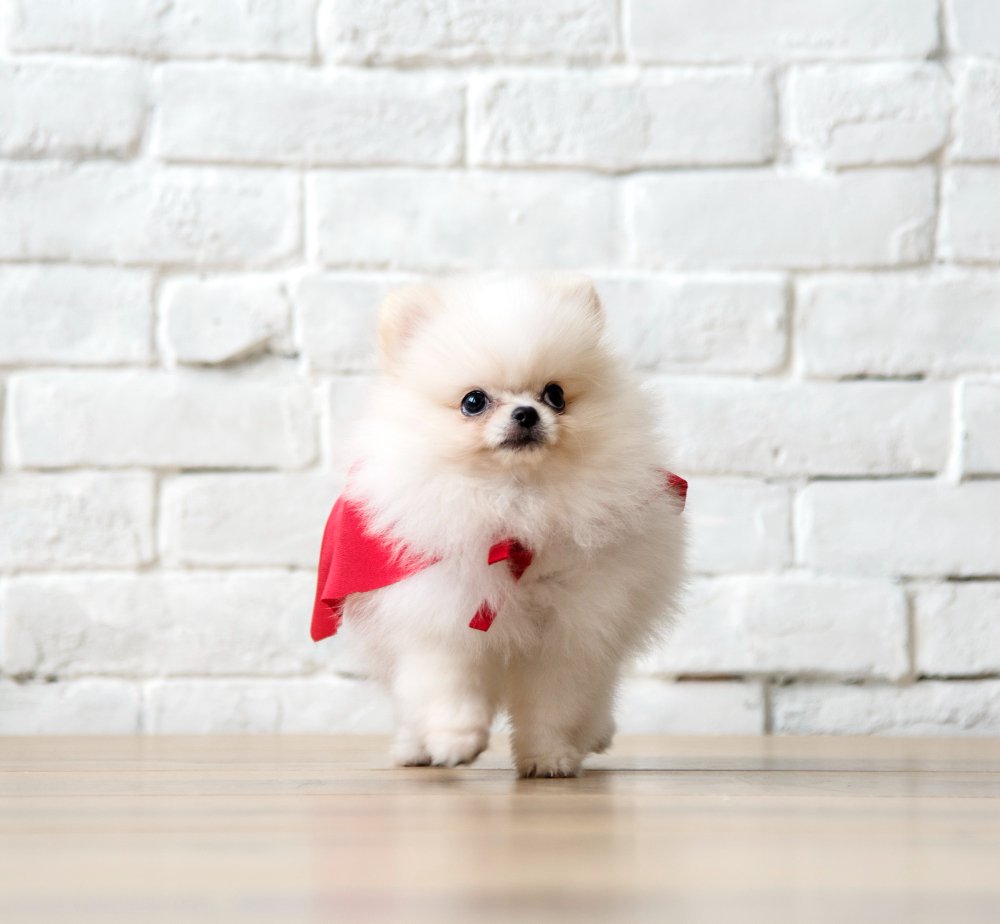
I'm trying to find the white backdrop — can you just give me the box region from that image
[1,0,999,735]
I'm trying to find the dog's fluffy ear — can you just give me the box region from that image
[543,273,604,331]
[377,283,442,368]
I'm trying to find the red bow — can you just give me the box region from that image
[468,540,534,631]
[664,471,687,510]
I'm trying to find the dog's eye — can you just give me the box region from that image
[460,390,490,416]
[541,383,565,412]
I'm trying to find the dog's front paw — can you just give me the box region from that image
[586,716,616,755]
[517,749,583,779]
[391,734,432,767]
[425,727,489,768]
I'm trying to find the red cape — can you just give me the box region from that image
[311,471,687,642]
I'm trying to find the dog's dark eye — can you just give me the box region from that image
[541,383,565,412]
[461,390,490,416]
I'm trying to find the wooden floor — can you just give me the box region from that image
[1,736,998,924]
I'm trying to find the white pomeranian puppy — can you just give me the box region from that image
[311,274,686,777]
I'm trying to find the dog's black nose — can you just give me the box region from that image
[511,406,540,429]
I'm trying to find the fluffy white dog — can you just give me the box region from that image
[312,274,686,777]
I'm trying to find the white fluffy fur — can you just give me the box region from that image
[341,274,686,777]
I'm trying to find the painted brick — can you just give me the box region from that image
[953,62,1000,162]
[160,473,339,567]
[157,65,462,166]
[629,169,936,269]
[0,680,139,734]
[161,276,291,365]
[469,70,775,170]
[684,478,792,574]
[8,371,317,469]
[785,64,948,167]
[626,0,938,62]
[0,266,152,366]
[8,0,314,58]
[656,379,948,476]
[948,0,1000,56]
[293,274,412,373]
[311,171,619,270]
[2,572,329,677]
[0,163,299,267]
[642,576,908,679]
[145,678,393,733]
[320,0,616,64]
[773,681,1000,735]
[799,481,1000,577]
[963,380,1000,475]
[940,168,1000,264]
[616,679,764,734]
[914,582,1000,676]
[797,273,1000,377]
[0,60,146,158]
[0,474,153,571]
[595,274,787,374]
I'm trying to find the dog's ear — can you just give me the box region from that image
[377,283,442,369]
[543,274,604,331]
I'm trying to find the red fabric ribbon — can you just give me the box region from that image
[311,471,686,642]
[309,494,437,641]
[664,471,687,510]
[468,539,534,631]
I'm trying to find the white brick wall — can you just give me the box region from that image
[161,276,293,365]
[0,60,146,158]
[9,0,316,58]
[2,0,999,737]
[468,70,776,169]
[628,169,936,269]
[784,64,949,167]
[319,0,617,65]
[310,170,620,268]
[940,167,1000,263]
[8,371,318,468]
[0,266,152,364]
[641,576,909,679]
[155,66,464,166]
[952,62,1000,161]
[625,0,940,62]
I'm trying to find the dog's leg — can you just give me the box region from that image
[507,654,618,778]
[577,699,617,756]
[389,645,499,768]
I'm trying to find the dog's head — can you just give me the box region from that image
[374,274,620,476]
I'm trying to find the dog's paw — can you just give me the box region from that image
[425,727,489,768]
[390,735,432,767]
[586,717,616,755]
[517,750,583,779]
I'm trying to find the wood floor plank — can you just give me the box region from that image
[1,736,998,923]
